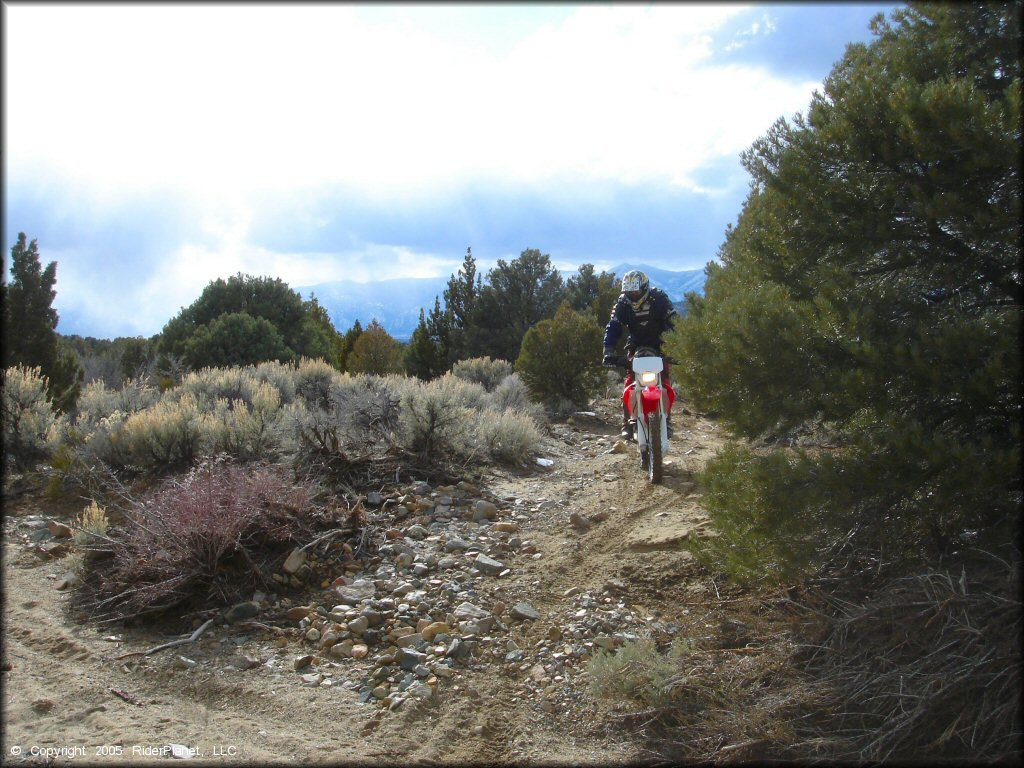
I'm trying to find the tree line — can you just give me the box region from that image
[3,239,625,409]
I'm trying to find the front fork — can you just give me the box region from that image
[623,380,674,447]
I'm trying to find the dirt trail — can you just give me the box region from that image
[1,399,729,766]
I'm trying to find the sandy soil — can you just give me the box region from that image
[2,398,729,766]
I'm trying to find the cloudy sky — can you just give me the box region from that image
[3,2,901,339]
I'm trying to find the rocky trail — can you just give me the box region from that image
[2,400,731,766]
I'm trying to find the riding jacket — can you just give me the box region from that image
[603,287,677,354]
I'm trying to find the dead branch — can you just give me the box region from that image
[109,687,145,706]
[110,617,215,660]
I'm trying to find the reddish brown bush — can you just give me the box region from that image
[75,457,325,623]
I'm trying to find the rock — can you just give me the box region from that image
[406,525,428,540]
[282,548,307,574]
[55,571,81,590]
[351,643,369,659]
[443,538,470,553]
[569,512,593,531]
[471,500,498,522]
[421,622,451,642]
[454,602,491,621]
[372,685,390,700]
[473,554,506,576]
[294,654,316,671]
[607,440,629,454]
[286,606,312,621]
[604,578,628,594]
[491,601,507,616]
[510,602,540,621]
[231,654,261,671]
[34,542,69,559]
[329,640,354,659]
[223,601,261,624]
[347,615,369,635]
[396,633,424,649]
[47,520,73,538]
[367,492,385,506]
[304,628,321,643]
[398,649,428,670]
[334,580,376,603]
[301,673,323,687]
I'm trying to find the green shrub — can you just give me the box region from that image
[2,365,64,470]
[587,637,692,708]
[115,392,211,469]
[488,372,543,418]
[293,357,341,409]
[475,409,542,463]
[515,303,605,410]
[72,501,110,547]
[253,360,298,405]
[451,356,513,391]
[206,381,284,460]
[398,376,478,459]
[75,377,159,425]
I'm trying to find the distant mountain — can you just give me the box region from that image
[297,276,450,341]
[296,263,708,341]
[608,263,708,300]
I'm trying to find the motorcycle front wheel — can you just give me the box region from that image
[647,414,663,484]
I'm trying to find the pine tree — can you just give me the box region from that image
[442,247,481,364]
[405,304,448,380]
[470,249,564,362]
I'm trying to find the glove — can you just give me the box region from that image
[602,347,616,367]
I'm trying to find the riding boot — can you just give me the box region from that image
[621,403,635,441]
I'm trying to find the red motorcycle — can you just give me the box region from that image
[608,347,675,483]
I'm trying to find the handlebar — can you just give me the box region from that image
[602,355,676,369]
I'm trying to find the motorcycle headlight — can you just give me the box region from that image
[639,371,658,386]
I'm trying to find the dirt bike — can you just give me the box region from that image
[605,347,675,484]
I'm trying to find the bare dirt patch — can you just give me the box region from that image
[2,397,731,766]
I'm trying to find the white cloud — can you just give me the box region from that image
[6,3,816,200]
[8,3,835,337]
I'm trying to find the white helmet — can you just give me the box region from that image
[621,270,650,308]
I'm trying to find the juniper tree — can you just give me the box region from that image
[2,233,83,412]
[667,2,1021,578]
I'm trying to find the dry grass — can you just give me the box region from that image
[789,552,1022,763]
[596,552,1021,764]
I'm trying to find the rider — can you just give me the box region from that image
[602,269,678,440]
